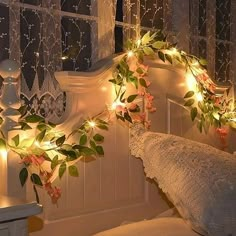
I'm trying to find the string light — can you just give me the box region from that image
[88,121,96,128]
[127,50,134,58]
[61,56,68,60]
[186,72,197,91]
[0,149,7,161]
[196,92,203,102]
[111,101,125,110]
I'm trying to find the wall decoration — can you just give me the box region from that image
[0,31,235,204]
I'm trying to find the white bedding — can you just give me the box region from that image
[94,217,201,236]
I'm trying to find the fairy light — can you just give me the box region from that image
[196,92,203,102]
[0,149,7,162]
[111,101,125,110]
[88,120,96,128]
[61,56,68,60]
[186,71,197,91]
[127,50,134,58]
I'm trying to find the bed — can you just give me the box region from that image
[28,54,236,236]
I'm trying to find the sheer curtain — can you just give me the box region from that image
[0,0,235,123]
[0,0,118,123]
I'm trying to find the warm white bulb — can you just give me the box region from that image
[0,149,7,161]
[127,51,134,58]
[111,101,125,110]
[186,72,197,91]
[196,92,203,102]
[88,121,96,128]
[61,56,68,60]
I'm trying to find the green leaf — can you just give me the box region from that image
[199,58,207,66]
[96,146,104,155]
[184,99,195,107]
[36,129,46,143]
[80,146,96,156]
[93,134,104,142]
[59,163,66,179]
[152,41,166,49]
[165,54,173,64]
[80,134,87,145]
[136,67,144,74]
[19,168,28,187]
[141,31,151,45]
[184,91,195,98]
[56,135,66,147]
[124,112,133,123]
[33,185,40,203]
[109,79,117,84]
[127,94,138,103]
[18,105,28,117]
[25,114,44,123]
[68,165,79,177]
[191,107,198,121]
[129,76,138,89]
[51,155,59,170]
[90,140,97,150]
[139,78,148,88]
[97,124,108,130]
[0,138,6,150]
[31,173,43,186]
[12,134,20,147]
[143,47,154,56]
[158,51,165,62]
[19,122,32,130]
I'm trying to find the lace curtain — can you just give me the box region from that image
[0,0,235,122]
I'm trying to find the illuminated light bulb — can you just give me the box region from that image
[61,56,68,60]
[88,121,96,128]
[111,101,125,110]
[35,52,39,57]
[186,72,197,91]
[196,92,203,102]
[127,50,134,58]
[0,149,7,161]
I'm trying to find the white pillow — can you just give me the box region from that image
[131,130,236,236]
[94,217,200,236]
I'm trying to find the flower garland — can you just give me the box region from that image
[0,31,235,204]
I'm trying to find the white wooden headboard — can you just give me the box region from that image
[29,55,233,236]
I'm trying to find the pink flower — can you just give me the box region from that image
[44,182,61,204]
[21,154,45,166]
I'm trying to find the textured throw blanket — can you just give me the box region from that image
[129,124,236,236]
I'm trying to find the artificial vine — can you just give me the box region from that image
[0,31,235,204]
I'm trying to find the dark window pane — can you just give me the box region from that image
[115,26,123,53]
[198,39,207,59]
[61,0,91,15]
[20,8,44,90]
[140,0,163,29]
[61,17,91,71]
[216,0,231,40]
[215,42,230,82]
[0,4,9,61]
[198,0,206,36]
[116,0,123,22]
[20,0,42,6]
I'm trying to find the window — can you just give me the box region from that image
[189,0,235,83]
